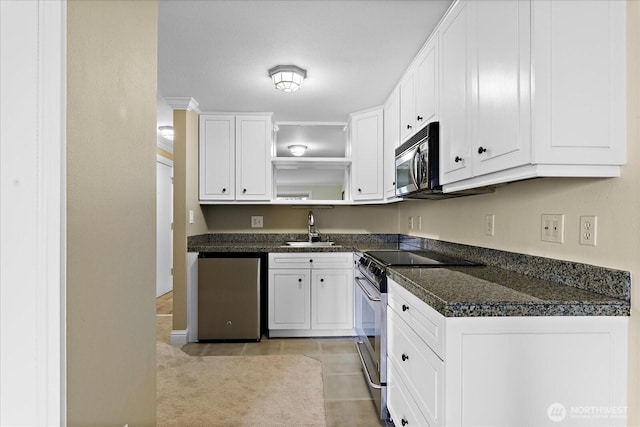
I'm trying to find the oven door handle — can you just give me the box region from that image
[355,341,382,389]
[355,277,381,302]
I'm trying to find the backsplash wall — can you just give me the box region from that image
[202,204,398,234]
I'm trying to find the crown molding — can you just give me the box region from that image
[163,97,200,113]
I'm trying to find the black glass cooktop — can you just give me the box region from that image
[365,250,483,267]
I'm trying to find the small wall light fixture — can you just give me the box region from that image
[268,65,307,92]
[159,126,174,141]
[288,144,307,156]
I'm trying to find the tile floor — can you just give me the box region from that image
[158,292,386,426]
[182,336,385,426]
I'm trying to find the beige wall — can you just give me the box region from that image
[399,2,640,421]
[157,147,174,161]
[66,1,158,425]
[173,109,208,329]
[202,204,397,234]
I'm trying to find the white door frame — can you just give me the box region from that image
[156,154,173,297]
[0,0,66,425]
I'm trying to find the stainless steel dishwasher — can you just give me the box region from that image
[197,253,264,341]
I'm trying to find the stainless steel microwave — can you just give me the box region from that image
[395,122,440,197]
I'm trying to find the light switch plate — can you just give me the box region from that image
[541,214,564,243]
[485,214,495,236]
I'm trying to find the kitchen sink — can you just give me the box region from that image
[283,241,339,247]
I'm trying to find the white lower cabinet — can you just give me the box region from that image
[387,277,628,427]
[268,252,354,337]
[268,268,311,330]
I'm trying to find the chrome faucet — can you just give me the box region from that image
[308,210,319,242]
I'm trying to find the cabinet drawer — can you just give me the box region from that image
[388,306,444,427]
[388,361,430,427]
[269,252,352,270]
[388,278,445,358]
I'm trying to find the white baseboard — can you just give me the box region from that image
[268,329,356,338]
[169,329,188,346]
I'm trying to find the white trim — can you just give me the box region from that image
[156,154,174,168]
[0,0,65,424]
[164,96,200,113]
[157,136,174,154]
[169,330,189,346]
[274,121,349,127]
[269,329,356,338]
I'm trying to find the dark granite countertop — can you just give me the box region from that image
[187,233,400,253]
[188,233,630,317]
[388,266,629,317]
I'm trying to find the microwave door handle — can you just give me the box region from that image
[410,149,421,188]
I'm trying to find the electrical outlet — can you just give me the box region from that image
[416,216,422,230]
[485,214,495,236]
[251,216,263,228]
[408,216,413,230]
[541,214,564,243]
[579,215,597,246]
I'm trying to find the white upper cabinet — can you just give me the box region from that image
[235,115,272,201]
[415,34,439,131]
[440,0,531,185]
[384,87,401,199]
[530,0,626,166]
[350,107,384,201]
[199,113,272,202]
[473,0,531,177]
[400,34,439,144]
[399,72,416,142]
[439,0,626,192]
[199,114,235,201]
[439,0,474,184]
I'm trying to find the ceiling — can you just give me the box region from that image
[157,0,453,125]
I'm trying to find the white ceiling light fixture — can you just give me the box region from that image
[288,144,307,156]
[159,126,174,141]
[269,65,307,92]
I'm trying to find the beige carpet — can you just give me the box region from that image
[156,318,326,427]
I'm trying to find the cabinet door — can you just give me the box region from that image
[388,307,444,427]
[415,34,438,130]
[199,115,235,200]
[399,72,416,142]
[383,88,401,199]
[387,362,431,427]
[531,0,626,165]
[235,115,272,201]
[311,269,353,330]
[439,0,474,184]
[268,269,310,330]
[351,108,384,201]
[473,0,531,177]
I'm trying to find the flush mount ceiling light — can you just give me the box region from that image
[158,126,174,141]
[288,144,307,156]
[268,65,307,92]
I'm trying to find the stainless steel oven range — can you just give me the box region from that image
[354,251,388,421]
[354,249,483,423]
